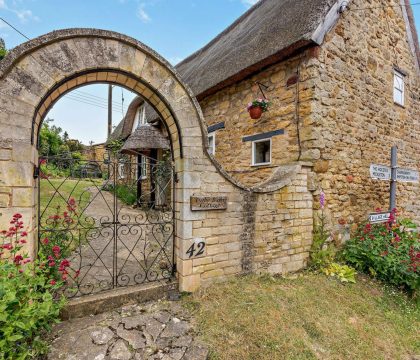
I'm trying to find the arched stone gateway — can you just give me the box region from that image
[0,29,314,294]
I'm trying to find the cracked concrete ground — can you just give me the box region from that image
[47,300,208,360]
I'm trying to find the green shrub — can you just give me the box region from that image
[115,184,137,205]
[0,48,6,61]
[0,214,67,359]
[342,209,420,294]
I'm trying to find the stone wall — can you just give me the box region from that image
[82,143,107,163]
[176,160,314,291]
[199,54,317,187]
[308,0,420,228]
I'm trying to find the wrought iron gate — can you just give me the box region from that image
[37,153,175,298]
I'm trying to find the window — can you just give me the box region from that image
[139,155,147,180]
[252,138,271,166]
[118,162,125,179]
[132,104,147,132]
[394,70,405,106]
[208,132,216,155]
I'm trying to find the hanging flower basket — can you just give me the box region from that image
[247,98,270,120]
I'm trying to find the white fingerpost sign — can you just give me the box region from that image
[368,146,419,219]
[368,212,391,224]
[369,164,391,180]
[396,168,419,183]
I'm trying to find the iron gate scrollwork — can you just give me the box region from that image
[38,153,175,298]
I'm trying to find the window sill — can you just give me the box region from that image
[394,102,405,109]
[251,162,272,168]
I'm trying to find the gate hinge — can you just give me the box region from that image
[174,173,179,183]
[33,165,39,179]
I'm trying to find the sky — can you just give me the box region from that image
[0,0,419,144]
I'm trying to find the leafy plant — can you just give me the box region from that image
[323,263,357,283]
[0,48,6,61]
[107,139,124,156]
[342,209,420,294]
[247,98,270,112]
[0,214,67,359]
[116,184,137,205]
[310,191,336,270]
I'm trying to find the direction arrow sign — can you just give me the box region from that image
[369,212,391,224]
[396,168,419,183]
[370,164,391,180]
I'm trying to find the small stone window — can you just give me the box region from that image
[252,138,271,166]
[208,132,216,155]
[394,70,405,106]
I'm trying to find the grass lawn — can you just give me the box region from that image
[39,178,102,218]
[183,274,419,360]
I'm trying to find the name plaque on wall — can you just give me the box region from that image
[190,196,227,211]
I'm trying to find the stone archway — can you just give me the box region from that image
[0,28,222,292]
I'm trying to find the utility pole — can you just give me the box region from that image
[108,84,113,138]
[390,146,397,211]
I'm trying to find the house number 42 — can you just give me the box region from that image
[186,242,205,258]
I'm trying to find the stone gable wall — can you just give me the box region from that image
[309,0,420,228]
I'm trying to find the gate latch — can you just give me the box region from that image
[33,165,39,179]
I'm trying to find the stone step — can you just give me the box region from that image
[61,281,179,320]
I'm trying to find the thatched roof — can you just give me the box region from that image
[121,124,170,155]
[108,96,160,142]
[176,0,335,99]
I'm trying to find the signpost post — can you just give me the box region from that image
[369,146,419,223]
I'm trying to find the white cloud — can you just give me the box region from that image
[241,0,259,7]
[0,0,40,23]
[137,3,151,23]
[14,9,39,23]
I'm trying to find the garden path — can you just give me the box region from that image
[64,186,173,298]
[48,300,208,360]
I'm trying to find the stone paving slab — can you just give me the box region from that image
[47,300,208,360]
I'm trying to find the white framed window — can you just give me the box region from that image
[252,138,271,166]
[132,104,147,132]
[393,70,405,106]
[139,155,147,180]
[208,132,216,155]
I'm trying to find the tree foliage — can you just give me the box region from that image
[39,118,85,158]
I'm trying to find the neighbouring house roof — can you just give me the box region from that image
[121,124,170,155]
[176,0,336,99]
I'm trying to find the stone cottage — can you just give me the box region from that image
[116,0,420,229]
[0,0,419,294]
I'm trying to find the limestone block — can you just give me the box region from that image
[141,57,172,90]
[0,193,10,207]
[0,149,11,160]
[0,162,33,186]
[12,187,35,207]
[179,274,200,292]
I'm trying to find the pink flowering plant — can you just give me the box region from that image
[247,98,270,112]
[343,208,420,294]
[0,214,67,358]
